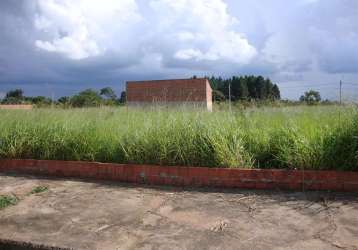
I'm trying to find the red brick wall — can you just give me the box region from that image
[126,78,211,103]
[1,159,358,192]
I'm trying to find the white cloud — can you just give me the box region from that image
[34,0,141,59]
[149,0,257,65]
[34,0,257,66]
[175,49,204,60]
[35,33,100,60]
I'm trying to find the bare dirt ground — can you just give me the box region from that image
[0,174,358,250]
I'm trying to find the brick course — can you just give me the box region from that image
[0,159,357,192]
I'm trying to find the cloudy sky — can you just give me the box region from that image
[0,0,357,100]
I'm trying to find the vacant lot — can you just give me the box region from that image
[0,175,357,250]
[0,106,357,170]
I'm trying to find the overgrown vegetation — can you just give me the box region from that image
[0,106,357,170]
[0,195,18,210]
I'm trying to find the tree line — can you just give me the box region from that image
[0,88,126,107]
[207,75,281,102]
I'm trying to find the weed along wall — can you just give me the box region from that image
[1,159,358,192]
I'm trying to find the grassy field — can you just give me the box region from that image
[0,105,357,170]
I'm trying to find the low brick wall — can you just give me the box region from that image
[0,104,33,110]
[0,159,357,191]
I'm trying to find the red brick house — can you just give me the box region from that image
[126,78,212,111]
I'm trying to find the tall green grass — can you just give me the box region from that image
[0,106,357,170]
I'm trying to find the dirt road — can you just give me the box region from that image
[0,175,357,250]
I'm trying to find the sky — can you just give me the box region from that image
[0,0,357,100]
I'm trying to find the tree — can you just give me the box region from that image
[6,89,23,99]
[1,89,25,104]
[230,76,240,101]
[57,96,70,108]
[118,91,126,104]
[70,89,103,107]
[238,80,249,100]
[58,96,70,104]
[299,90,321,105]
[272,84,281,100]
[256,76,266,99]
[212,90,226,102]
[246,75,257,99]
[28,96,52,105]
[100,87,117,100]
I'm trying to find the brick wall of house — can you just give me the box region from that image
[126,78,212,110]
